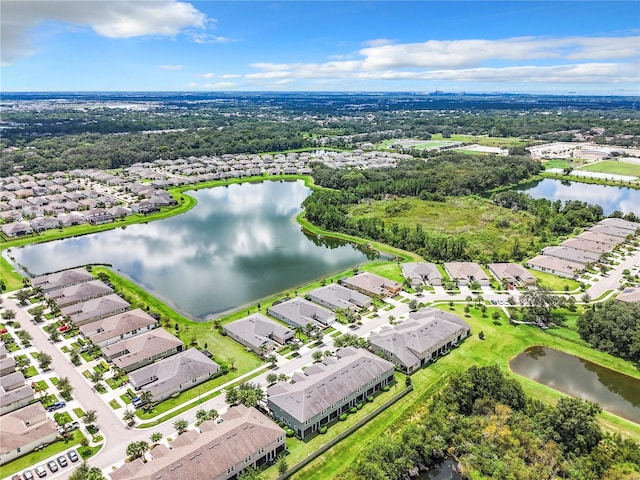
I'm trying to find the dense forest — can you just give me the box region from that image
[345,366,640,480]
[303,158,608,262]
[577,301,640,362]
[2,92,640,176]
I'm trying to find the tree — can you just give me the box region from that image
[491,311,501,321]
[150,432,163,445]
[228,382,264,408]
[139,390,154,408]
[266,373,278,384]
[89,370,104,385]
[545,397,602,455]
[126,440,149,461]
[277,457,288,475]
[68,462,106,480]
[312,350,323,362]
[519,286,562,324]
[70,350,81,366]
[82,410,97,427]
[173,418,189,435]
[122,408,136,425]
[33,381,48,398]
[35,352,52,371]
[58,377,73,400]
[2,309,16,320]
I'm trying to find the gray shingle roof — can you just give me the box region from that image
[224,313,293,351]
[307,284,371,310]
[267,347,394,423]
[268,297,335,328]
[103,329,183,369]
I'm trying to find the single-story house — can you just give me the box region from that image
[224,314,294,355]
[109,405,285,480]
[443,262,490,286]
[487,263,537,287]
[369,308,470,373]
[80,308,158,347]
[103,329,184,372]
[306,284,371,312]
[31,267,94,292]
[46,279,113,308]
[0,372,34,415]
[0,353,16,377]
[576,231,621,246]
[62,293,130,326]
[541,246,600,265]
[0,403,58,465]
[589,224,636,239]
[267,347,394,438]
[339,272,403,297]
[598,217,640,233]
[525,255,583,279]
[267,297,335,330]
[617,287,640,303]
[29,217,60,232]
[1,222,33,238]
[129,348,220,402]
[561,237,615,255]
[401,262,443,286]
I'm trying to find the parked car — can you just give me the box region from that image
[67,450,79,462]
[47,460,58,473]
[22,470,34,480]
[46,401,66,412]
[34,466,46,478]
[132,396,143,408]
[57,456,68,467]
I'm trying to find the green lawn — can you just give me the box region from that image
[528,268,582,292]
[23,366,38,378]
[72,408,84,419]
[0,431,85,479]
[541,159,575,170]
[577,160,640,177]
[109,399,122,410]
[288,303,640,480]
[430,133,536,148]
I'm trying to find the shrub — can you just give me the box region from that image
[356,402,363,410]
[383,385,390,392]
[367,396,373,402]
[319,426,328,434]
[339,413,348,421]
[278,421,285,428]
[349,407,357,414]
[286,428,295,437]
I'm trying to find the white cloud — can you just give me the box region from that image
[159,64,183,70]
[245,35,640,85]
[1,0,207,65]
[198,72,241,79]
[202,82,236,89]
[190,32,236,44]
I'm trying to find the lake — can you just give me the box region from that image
[510,346,640,424]
[517,178,640,215]
[7,181,378,320]
[416,460,462,480]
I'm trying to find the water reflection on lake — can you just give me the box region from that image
[9,181,377,320]
[517,178,640,215]
[416,460,462,480]
[510,346,640,424]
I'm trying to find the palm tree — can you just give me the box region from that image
[139,390,153,408]
[82,410,97,428]
[122,408,136,426]
[195,408,208,424]
[89,370,104,385]
[126,440,149,461]
[172,418,188,435]
[33,381,48,399]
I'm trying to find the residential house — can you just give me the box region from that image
[561,237,615,255]
[443,262,490,286]
[109,405,285,480]
[576,231,621,246]
[84,208,116,225]
[369,308,470,373]
[401,262,443,286]
[224,314,294,355]
[339,272,403,297]
[0,372,34,415]
[487,263,537,287]
[1,222,33,238]
[129,348,220,402]
[541,246,600,265]
[79,308,157,347]
[0,403,58,465]
[57,213,86,227]
[590,224,636,239]
[103,329,184,372]
[267,347,394,438]
[0,343,16,377]
[617,287,640,303]
[598,218,640,233]
[267,297,335,330]
[31,267,94,292]
[46,279,113,308]
[61,293,130,326]
[29,217,60,232]
[306,284,371,312]
[525,255,584,279]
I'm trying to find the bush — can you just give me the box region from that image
[286,428,295,437]
[367,396,373,402]
[278,421,285,428]
[319,425,328,434]
[356,402,363,410]
[383,385,390,392]
[349,407,357,414]
[339,413,348,421]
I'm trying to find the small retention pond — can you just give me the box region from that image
[416,460,462,480]
[510,346,640,424]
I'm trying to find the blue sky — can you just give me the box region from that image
[1,1,639,93]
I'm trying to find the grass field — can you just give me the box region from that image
[348,196,542,261]
[577,160,640,177]
[286,303,640,480]
[430,133,537,148]
[528,269,582,291]
[541,159,575,170]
